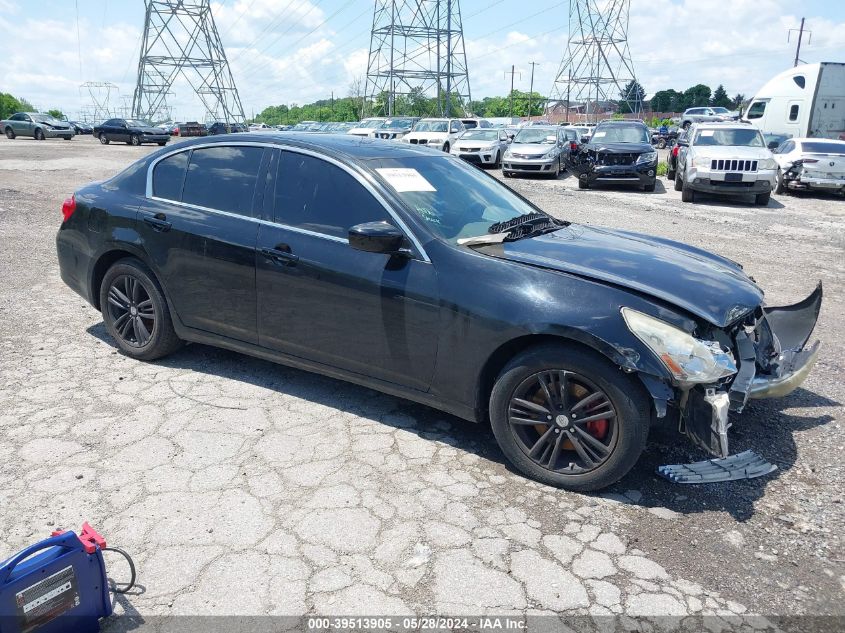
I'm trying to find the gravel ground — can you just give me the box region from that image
[0,135,842,630]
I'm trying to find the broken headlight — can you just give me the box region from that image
[621,308,737,384]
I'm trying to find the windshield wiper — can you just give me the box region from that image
[459,213,569,247]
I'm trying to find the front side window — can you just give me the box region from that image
[182,146,264,216]
[275,152,391,239]
[152,151,189,200]
[746,101,767,119]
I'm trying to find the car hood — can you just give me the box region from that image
[586,142,653,153]
[509,142,555,153]
[691,146,772,159]
[454,139,497,148]
[482,224,764,327]
[138,126,166,134]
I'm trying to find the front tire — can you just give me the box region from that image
[100,258,182,361]
[99,133,109,145]
[643,180,656,192]
[129,134,141,146]
[681,180,695,202]
[489,345,650,491]
[578,177,589,189]
[774,169,785,194]
[755,192,771,206]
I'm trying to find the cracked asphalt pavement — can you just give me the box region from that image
[0,137,843,631]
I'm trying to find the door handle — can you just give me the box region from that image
[143,214,171,232]
[260,247,299,266]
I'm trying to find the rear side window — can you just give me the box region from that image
[789,105,799,121]
[274,152,390,239]
[153,151,189,200]
[182,146,264,216]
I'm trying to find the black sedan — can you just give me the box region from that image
[56,134,822,491]
[70,121,93,135]
[666,130,688,181]
[569,120,658,191]
[93,118,170,146]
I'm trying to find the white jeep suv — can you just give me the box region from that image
[675,123,777,206]
[401,118,466,152]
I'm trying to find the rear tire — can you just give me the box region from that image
[674,170,683,192]
[443,142,450,153]
[99,133,109,145]
[774,169,785,194]
[755,192,771,206]
[578,178,589,189]
[489,344,650,491]
[34,128,44,140]
[4,127,14,139]
[657,138,667,149]
[493,150,501,169]
[681,181,695,202]
[667,168,675,181]
[99,258,183,361]
[157,141,167,146]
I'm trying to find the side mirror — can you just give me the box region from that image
[767,141,779,150]
[677,139,688,147]
[349,221,406,255]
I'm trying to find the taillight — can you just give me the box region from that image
[672,146,679,157]
[61,195,76,222]
[174,127,179,135]
[570,141,578,152]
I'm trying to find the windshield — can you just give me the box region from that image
[413,120,448,133]
[694,128,764,147]
[378,118,415,129]
[358,118,384,128]
[590,125,649,144]
[371,156,542,244]
[32,114,62,123]
[711,107,731,114]
[514,129,556,144]
[801,141,845,154]
[461,130,498,141]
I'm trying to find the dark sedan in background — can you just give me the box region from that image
[570,119,658,191]
[93,118,170,146]
[207,121,247,135]
[56,134,821,491]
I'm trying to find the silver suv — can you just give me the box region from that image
[680,107,733,129]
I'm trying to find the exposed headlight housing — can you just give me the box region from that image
[621,308,737,384]
[543,148,558,159]
[758,158,777,170]
[637,151,658,164]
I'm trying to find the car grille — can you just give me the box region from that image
[377,132,395,139]
[512,153,543,159]
[409,139,428,144]
[710,159,758,172]
[595,152,635,166]
[460,147,481,152]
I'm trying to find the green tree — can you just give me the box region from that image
[0,93,33,119]
[618,80,646,114]
[650,89,678,113]
[731,93,746,109]
[710,85,731,108]
[683,84,712,108]
[47,109,64,120]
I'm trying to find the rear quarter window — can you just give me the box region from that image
[152,151,189,200]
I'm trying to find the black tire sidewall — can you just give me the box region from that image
[99,134,109,144]
[99,259,178,361]
[489,345,650,491]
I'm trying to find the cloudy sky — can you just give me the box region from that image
[0,0,843,120]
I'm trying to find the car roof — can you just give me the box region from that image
[792,137,845,145]
[157,132,439,160]
[596,120,646,126]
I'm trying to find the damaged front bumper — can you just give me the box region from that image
[682,283,822,458]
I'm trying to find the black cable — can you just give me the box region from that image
[103,547,137,594]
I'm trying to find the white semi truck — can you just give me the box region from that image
[742,62,845,140]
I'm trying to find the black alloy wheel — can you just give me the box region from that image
[489,344,649,491]
[99,258,182,360]
[106,274,156,348]
[507,370,618,475]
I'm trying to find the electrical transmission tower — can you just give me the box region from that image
[80,82,119,121]
[365,0,472,117]
[550,0,639,121]
[132,0,245,124]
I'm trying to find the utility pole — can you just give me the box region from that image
[528,61,539,120]
[505,65,520,118]
[789,18,811,67]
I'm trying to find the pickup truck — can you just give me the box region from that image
[2,112,75,140]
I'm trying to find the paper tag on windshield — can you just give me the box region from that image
[376,168,436,192]
[592,131,606,138]
[700,130,714,136]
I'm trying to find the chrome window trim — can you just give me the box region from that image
[145,140,431,262]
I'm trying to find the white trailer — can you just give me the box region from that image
[742,62,845,140]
